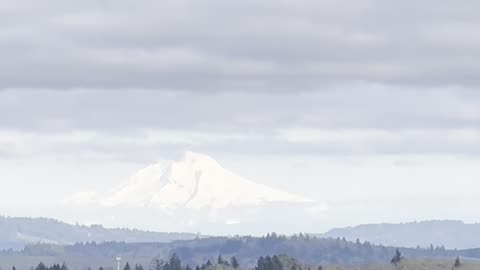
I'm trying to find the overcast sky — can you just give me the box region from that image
[1,0,480,233]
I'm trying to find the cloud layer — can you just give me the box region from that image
[2,0,480,89]
[0,87,479,162]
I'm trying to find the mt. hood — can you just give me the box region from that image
[73,151,312,210]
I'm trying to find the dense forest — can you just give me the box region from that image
[2,233,477,270]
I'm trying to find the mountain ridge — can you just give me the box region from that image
[0,215,198,250]
[3,216,480,251]
[318,219,480,249]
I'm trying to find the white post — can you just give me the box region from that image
[116,257,122,270]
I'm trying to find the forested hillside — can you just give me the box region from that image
[0,216,197,250]
[320,220,480,249]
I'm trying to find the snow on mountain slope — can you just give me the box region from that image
[75,151,313,209]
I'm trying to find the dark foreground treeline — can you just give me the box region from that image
[13,250,470,270]
[16,253,325,270]
[1,233,477,269]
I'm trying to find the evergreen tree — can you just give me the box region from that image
[135,264,145,270]
[230,256,239,269]
[124,262,131,270]
[254,255,282,270]
[218,255,224,265]
[265,256,274,270]
[454,256,461,268]
[152,259,164,270]
[164,254,182,270]
[255,257,265,270]
[390,249,403,266]
[36,263,48,270]
[272,256,283,270]
[12,266,16,270]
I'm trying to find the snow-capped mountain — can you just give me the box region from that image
[73,151,312,210]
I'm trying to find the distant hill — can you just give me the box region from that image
[0,216,198,250]
[319,220,480,249]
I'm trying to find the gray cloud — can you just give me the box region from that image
[2,0,480,89]
[0,88,479,160]
[2,0,480,160]
[1,87,480,132]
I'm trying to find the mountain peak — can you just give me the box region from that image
[182,151,215,163]
[178,151,220,170]
[74,152,313,209]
